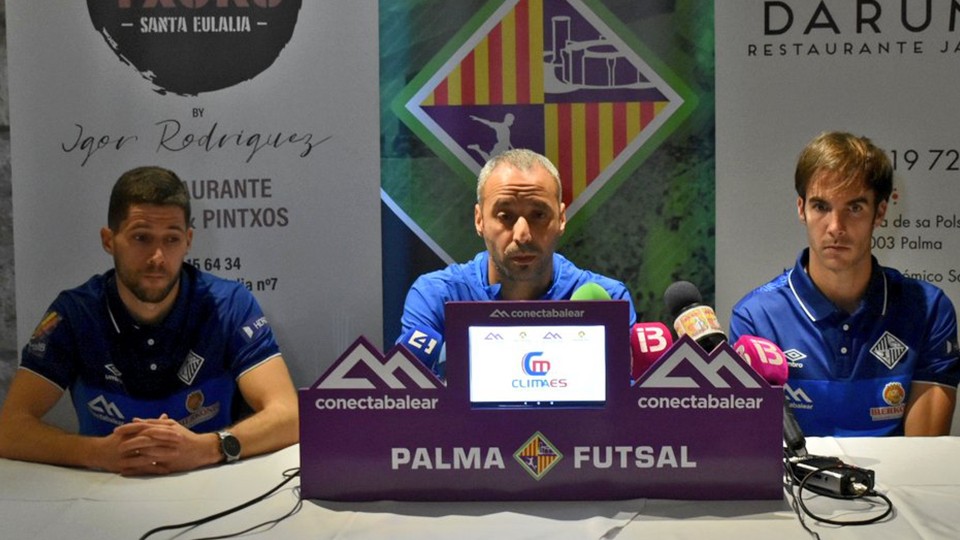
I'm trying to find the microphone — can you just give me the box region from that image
[398,326,445,375]
[731,335,805,456]
[729,335,802,453]
[785,407,875,498]
[629,322,673,380]
[730,335,877,498]
[782,396,808,459]
[571,282,612,300]
[663,281,726,352]
[731,335,788,386]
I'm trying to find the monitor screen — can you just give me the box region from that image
[467,324,607,409]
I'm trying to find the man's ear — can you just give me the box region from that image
[474,203,483,237]
[558,202,567,235]
[100,227,114,255]
[874,199,888,228]
[797,197,806,223]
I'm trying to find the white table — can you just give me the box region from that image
[1,437,958,539]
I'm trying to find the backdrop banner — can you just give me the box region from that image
[716,0,960,432]
[379,0,715,342]
[7,1,383,405]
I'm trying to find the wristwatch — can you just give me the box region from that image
[217,430,241,463]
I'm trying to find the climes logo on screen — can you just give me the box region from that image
[513,352,567,389]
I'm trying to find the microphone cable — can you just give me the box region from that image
[782,452,894,531]
[139,467,301,540]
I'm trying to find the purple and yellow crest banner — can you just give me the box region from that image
[381,1,714,339]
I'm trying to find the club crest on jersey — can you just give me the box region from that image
[178,351,205,385]
[870,332,908,369]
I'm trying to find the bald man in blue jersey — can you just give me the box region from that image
[399,149,637,376]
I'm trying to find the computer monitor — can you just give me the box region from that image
[445,300,628,410]
[467,323,607,408]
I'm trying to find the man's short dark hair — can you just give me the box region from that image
[108,166,190,231]
[795,131,893,205]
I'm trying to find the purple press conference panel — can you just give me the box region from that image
[299,301,783,501]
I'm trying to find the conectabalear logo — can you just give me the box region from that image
[88,0,302,96]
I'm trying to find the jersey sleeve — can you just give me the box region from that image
[19,298,77,391]
[574,267,637,327]
[224,285,282,378]
[605,281,638,326]
[914,290,960,388]
[727,300,757,343]
[397,275,447,343]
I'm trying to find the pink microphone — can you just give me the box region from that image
[732,335,788,386]
[629,322,674,380]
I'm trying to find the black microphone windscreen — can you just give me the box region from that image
[664,280,702,319]
[783,397,808,457]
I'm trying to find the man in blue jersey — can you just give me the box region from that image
[399,149,637,376]
[0,166,299,475]
[730,132,959,437]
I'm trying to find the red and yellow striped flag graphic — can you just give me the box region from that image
[423,0,544,106]
[546,101,667,204]
[410,0,679,210]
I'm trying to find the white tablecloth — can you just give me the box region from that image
[1,437,958,539]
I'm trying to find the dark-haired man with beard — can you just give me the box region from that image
[0,166,298,475]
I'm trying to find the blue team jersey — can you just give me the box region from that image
[730,249,960,437]
[20,264,281,436]
[398,251,637,374]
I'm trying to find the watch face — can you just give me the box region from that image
[221,434,241,458]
